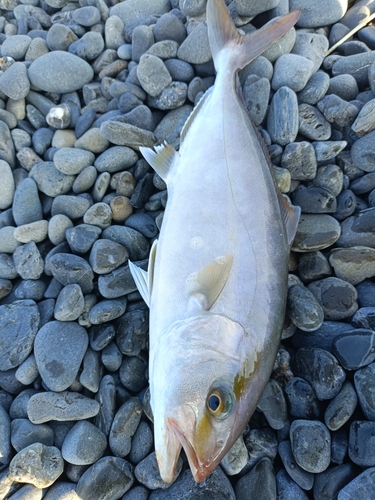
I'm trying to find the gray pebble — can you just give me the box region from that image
[83,202,112,229]
[281,141,317,180]
[0,62,30,100]
[28,51,94,93]
[257,379,287,430]
[100,120,156,149]
[337,467,375,500]
[0,121,15,168]
[154,12,186,45]
[243,76,270,127]
[267,86,299,146]
[101,341,123,372]
[62,421,107,465]
[298,70,330,105]
[95,146,138,173]
[327,74,359,101]
[98,264,137,298]
[42,482,79,500]
[137,54,172,97]
[147,40,178,60]
[14,279,46,301]
[15,354,39,386]
[292,32,329,73]
[51,195,91,219]
[27,391,100,424]
[129,421,154,465]
[9,443,64,488]
[354,363,375,421]
[324,380,358,431]
[1,35,31,60]
[329,246,375,285]
[49,253,94,293]
[220,436,248,477]
[119,355,147,392]
[0,404,11,467]
[351,130,375,171]
[292,214,341,252]
[122,486,149,500]
[29,161,75,197]
[76,456,134,500]
[261,21,296,63]
[297,251,331,282]
[66,224,102,254]
[298,103,331,141]
[116,308,148,356]
[147,81,187,110]
[73,6,101,27]
[7,484,44,500]
[308,276,358,319]
[88,298,127,325]
[13,241,44,280]
[0,253,18,280]
[69,31,105,61]
[46,23,78,51]
[73,165,98,194]
[34,320,88,391]
[278,440,314,490]
[332,51,375,87]
[272,54,314,92]
[291,185,337,214]
[102,225,150,261]
[13,220,48,244]
[290,419,331,473]
[313,463,358,500]
[177,21,211,65]
[289,0,346,27]
[0,160,14,210]
[292,347,346,400]
[135,451,182,490]
[352,98,375,136]
[109,397,142,457]
[48,214,73,245]
[11,418,54,452]
[287,283,324,331]
[54,284,85,321]
[89,239,128,274]
[13,178,43,227]
[349,420,375,467]
[276,469,309,500]
[313,164,344,197]
[0,299,39,371]
[284,377,321,420]
[317,94,359,127]
[80,347,101,392]
[235,457,275,500]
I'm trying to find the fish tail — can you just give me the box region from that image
[207,0,300,74]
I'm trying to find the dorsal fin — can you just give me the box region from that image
[139,143,178,183]
[278,193,301,246]
[180,87,213,144]
[186,254,233,311]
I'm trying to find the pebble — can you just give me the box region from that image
[89,239,128,274]
[287,284,324,331]
[76,456,134,499]
[349,420,375,467]
[34,320,88,391]
[354,362,375,421]
[0,160,14,210]
[298,254,331,284]
[292,185,337,214]
[313,464,358,500]
[116,309,148,356]
[13,241,44,280]
[49,253,94,293]
[54,284,85,321]
[298,103,331,141]
[109,397,142,457]
[337,467,375,500]
[27,391,100,424]
[272,54,314,92]
[292,214,341,252]
[351,98,375,136]
[333,51,375,87]
[281,141,317,180]
[1,35,31,60]
[29,161,75,197]
[13,220,48,243]
[308,276,358,320]
[53,147,95,175]
[298,70,330,105]
[329,246,375,285]
[88,298,127,325]
[11,418,54,452]
[28,51,94,93]
[290,419,331,473]
[289,0,347,28]
[284,377,321,419]
[62,421,107,465]
[243,76,270,126]
[267,86,299,146]
[177,21,211,65]
[351,130,375,171]
[0,62,30,100]
[235,457,276,500]
[292,32,329,73]
[65,224,102,254]
[102,225,150,260]
[95,146,138,173]
[327,74,359,101]
[9,443,64,488]
[276,469,309,500]
[292,347,346,400]
[100,121,156,149]
[317,94,359,127]
[333,328,375,370]
[137,54,172,97]
[278,440,314,490]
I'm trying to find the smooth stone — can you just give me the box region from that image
[312,164,344,197]
[94,146,138,173]
[88,299,127,325]
[177,22,211,65]
[292,320,353,353]
[49,253,94,293]
[54,284,85,321]
[68,31,105,61]
[298,103,331,141]
[109,397,142,457]
[13,220,48,243]
[45,23,78,51]
[89,239,128,274]
[99,121,156,149]
[0,403,11,467]
[308,276,358,320]
[34,320,88,391]
[298,70,330,105]
[287,284,324,331]
[357,279,375,307]
[313,464,358,500]
[136,54,171,97]
[73,166,98,194]
[62,421,107,465]
[53,147,95,175]
[351,172,375,194]
[351,98,375,136]
[267,86,299,146]
[220,436,249,477]
[0,62,30,100]
[13,242,44,280]
[15,354,39,385]
[290,420,331,473]
[46,104,71,129]
[327,73,359,101]
[135,451,182,490]
[333,328,375,370]
[317,94,359,127]
[354,363,375,421]
[278,440,314,490]
[0,121,15,168]
[32,128,53,155]
[116,308,148,356]
[351,130,375,171]
[125,213,157,239]
[292,347,346,400]
[110,196,133,223]
[8,444,63,488]
[0,300,39,371]
[0,160,14,210]
[292,214,341,252]
[109,0,170,24]
[29,161,75,197]
[0,278,12,299]
[284,377,321,419]
[83,202,112,229]
[349,420,375,466]
[1,35,31,60]
[292,32,329,73]
[233,0,280,16]
[147,81,188,110]
[291,186,337,214]
[28,51,94,93]
[42,482,79,499]
[119,355,147,392]
[76,456,134,499]
[0,253,18,280]
[337,467,375,500]
[272,54,314,92]
[102,225,150,261]
[164,59,194,83]
[66,224,102,254]
[242,76,270,126]
[14,280,46,301]
[329,246,375,285]
[154,104,193,143]
[281,141,317,180]
[257,379,287,430]
[276,469,309,500]
[72,6,101,27]
[261,20,296,63]
[48,214,74,245]
[0,226,19,253]
[332,51,375,87]
[324,380,358,431]
[235,458,276,500]
[331,428,349,466]
[11,418,54,452]
[290,0,347,27]
[27,391,100,424]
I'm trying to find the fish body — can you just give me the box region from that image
[130,0,300,483]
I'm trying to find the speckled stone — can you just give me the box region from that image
[290,420,331,473]
[292,214,341,252]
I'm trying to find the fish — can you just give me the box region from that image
[129,0,301,484]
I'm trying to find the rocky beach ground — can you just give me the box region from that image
[1,0,375,498]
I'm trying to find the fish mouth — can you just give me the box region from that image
[167,417,217,482]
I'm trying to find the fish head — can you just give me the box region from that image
[150,312,260,483]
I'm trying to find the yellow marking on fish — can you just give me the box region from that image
[195,411,212,457]
[233,354,260,400]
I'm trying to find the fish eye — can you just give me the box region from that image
[206,385,233,419]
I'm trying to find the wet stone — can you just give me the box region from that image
[27,391,100,424]
[235,457,276,500]
[9,443,64,488]
[76,456,134,500]
[102,225,150,261]
[66,224,102,254]
[0,300,40,371]
[62,421,107,465]
[308,276,358,320]
[313,164,344,197]
[284,377,321,420]
[11,418,54,452]
[333,328,375,370]
[324,380,358,432]
[116,308,148,356]
[267,86,299,146]
[292,214,341,252]
[298,103,331,141]
[329,246,375,285]
[281,141,317,180]
[242,428,278,475]
[13,242,44,280]
[292,347,346,400]
[34,320,88,392]
[54,284,85,321]
[297,70,330,105]
[349,421,375,467]
[290,420,331,473]
[49,253,94,294]
[278,440,314,490]
[354,363,375,421]
[257,379,287,430]
[292,320,352,354]
[298,251,331,282]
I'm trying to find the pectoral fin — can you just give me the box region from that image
[128,239,158,307]
[278,192,301,246]
[187,255,233,311]
[139,142,178,183]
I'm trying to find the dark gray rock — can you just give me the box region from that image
[12,178,43,227]
[354,363,375,421]
[337,467,375,500]
[88,298,127,325]
[102,225,150,261]
[129,421,154,465]
[116,308,149,356]
[284,377,321,419]
[313,464,359,500]
[98,264,138,299]
[135,451,182,490]
[66,224,102,254]
[119,355,147,392]
[54,283,85,321]
[308,277,358,320]
[278,440,314,490]
[0,403,11,467]
[243,76,270,127]
[10,418,54,452]
[272,54,314,92]
[34,320,88,392]
[349,420,375,467]
[298,251,331,282]
[297,70,330,105]
[49,253,94,293]
[147,81,188,110]
[0,61,30,100]
[29,161,75,197]
[267,86,299,146]
[333,329,375,370]
[109,397,142,457]
[327,73,359,101]
[298,103,331,141]
[13,242,44,280]
[324,380,358,431]
[290,419,331,473]
[89,239,128,275]
[257,379,287,430]
[276,469,309,500]
[235,457,275,500]
[332,51,375,87]
[292,214,341,252]
[291,186,337,214]
[62,421,107,465]
[281,141,317,180]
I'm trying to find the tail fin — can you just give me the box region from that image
[207,0,300,74]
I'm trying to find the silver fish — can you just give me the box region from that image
[130,0,301,483]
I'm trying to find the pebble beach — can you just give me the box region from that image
[1,0,375,498]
